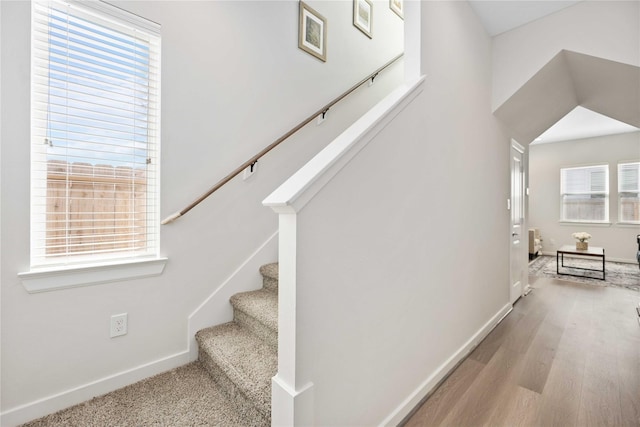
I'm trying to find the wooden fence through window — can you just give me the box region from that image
[46,160,148,256]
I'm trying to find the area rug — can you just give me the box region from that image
[529,255,640,292]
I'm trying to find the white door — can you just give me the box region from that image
[510,140,526,304]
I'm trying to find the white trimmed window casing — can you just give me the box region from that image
[560,164,609,223]
[618,162,640,224]
[31,0,161,269]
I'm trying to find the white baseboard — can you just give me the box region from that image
[540,251,636,264]
[187,230,279,360]
[379,302,513,427]
[1,231,279,427]
[0,351,191,427]
[523,283,533,296]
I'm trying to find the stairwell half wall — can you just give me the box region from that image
[265,1,512,424]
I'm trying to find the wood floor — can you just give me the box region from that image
[404,276,640,427]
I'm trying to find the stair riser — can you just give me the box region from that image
[234,309,278,351]
[263,276,278,293]
[198,349,270,426]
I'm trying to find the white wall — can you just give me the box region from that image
[529,132,640,262]
[269,2,511,424]
[0,0,403,422]
[492,1,640,110]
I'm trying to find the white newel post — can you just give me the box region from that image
[264,207,314,426]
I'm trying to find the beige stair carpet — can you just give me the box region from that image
[195,262,278,426]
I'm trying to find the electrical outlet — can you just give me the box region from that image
[110,313,127,338]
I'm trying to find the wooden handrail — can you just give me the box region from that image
[161,53,404,225]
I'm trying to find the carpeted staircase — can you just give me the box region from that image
[195,263,278,426]
[19,264,279,427]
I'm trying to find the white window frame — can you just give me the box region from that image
[560,164,609,224]
[22,0,165,291]
[618,161,640,224]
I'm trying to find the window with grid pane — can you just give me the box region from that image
[31,0,161,267]
[618,162,640,223]
[560,165,609,222]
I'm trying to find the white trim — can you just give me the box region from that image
[18,257,168,293]
[275,213,298,384]
[511,139,525,153]
[379,303,513,427]
[0,350,190,427]
[64,0,160,33]
[271,376,314,426]
[558,221,612,226]
[263,76,425,214]
[268,212,300,425]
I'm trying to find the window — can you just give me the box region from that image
[31,0,161,268]
[618,162,640,223]
[560,165,609,222]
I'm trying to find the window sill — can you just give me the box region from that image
[616,222,640,227]
[558,221,612,227]
[18,257,168,293]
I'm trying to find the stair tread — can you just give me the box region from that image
[196,322,277,412]
[230,289,277,332]
[259,263,278,280]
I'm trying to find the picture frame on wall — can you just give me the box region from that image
[299,1,327,62]
[353,0,373,39]
[389,0,403,19]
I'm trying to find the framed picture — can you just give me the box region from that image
[353,0,373,39]
[299,2,327,62]
[389,0,403,19]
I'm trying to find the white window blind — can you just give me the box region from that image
[618,162,640,223]
[560,165,609,222]
[31,0,161,267]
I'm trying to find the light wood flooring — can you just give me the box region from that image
[404,276,640,427]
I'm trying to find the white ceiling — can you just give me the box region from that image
[533,106,639,144]
[468,1,582,36]
[469,0,640,143]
